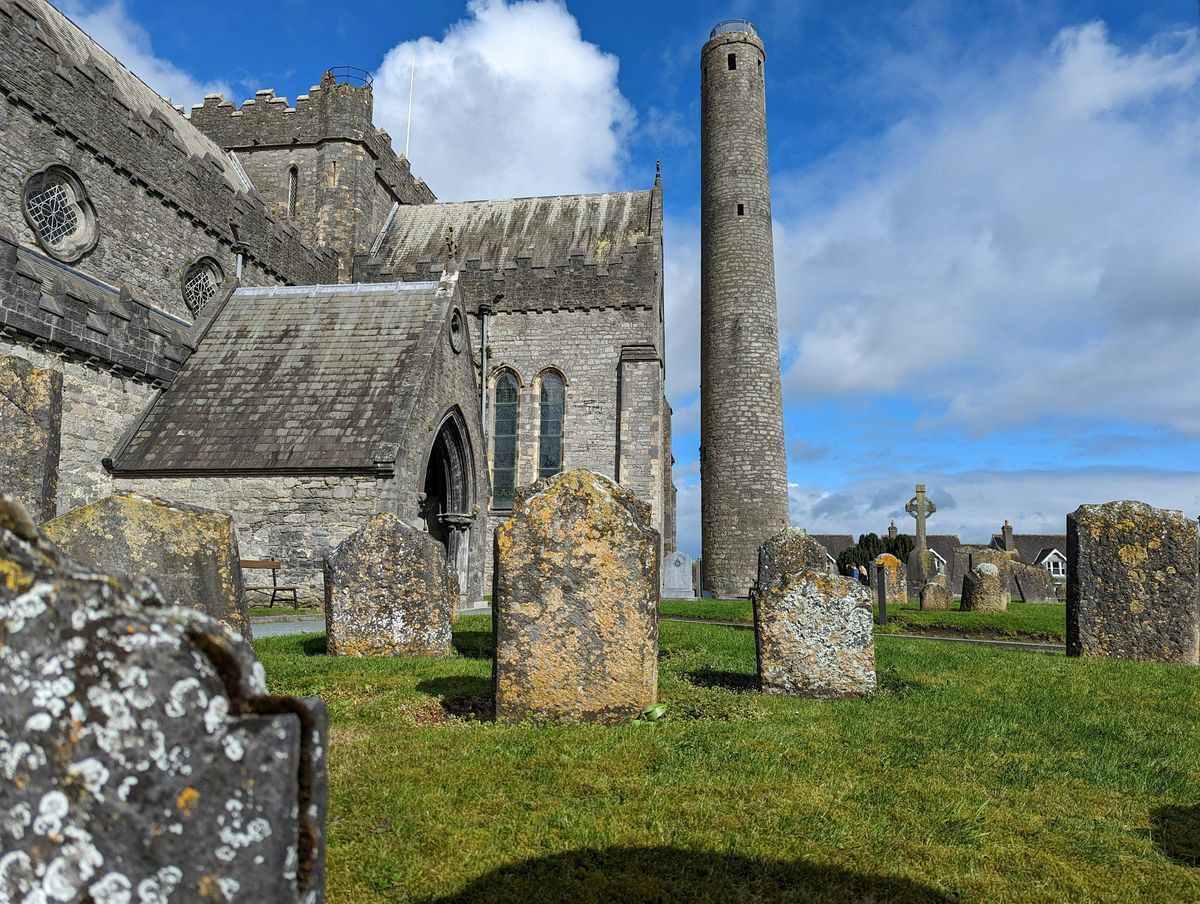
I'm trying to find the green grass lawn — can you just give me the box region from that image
[256,616,1199,903]
[660,598,1068,644]
[248,604,322,617]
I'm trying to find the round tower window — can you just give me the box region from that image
[22,166,98,263]
[182,258,224,317]
[449,309,465,353]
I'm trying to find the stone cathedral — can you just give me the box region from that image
[0,0,675,601]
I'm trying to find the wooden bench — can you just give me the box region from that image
[240,559,299,608]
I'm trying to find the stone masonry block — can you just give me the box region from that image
[324,512,458,658]
[42,491,250,640]
[0,353,62,523]
[0,495,327,903]
[1067,501,1198,664]
[494,469,660,723]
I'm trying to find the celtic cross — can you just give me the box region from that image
[905,483,936,551]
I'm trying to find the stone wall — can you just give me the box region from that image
[0,1,336,304]
[0,352,61,520]
[1,340,156,515]
[699,25,790,598]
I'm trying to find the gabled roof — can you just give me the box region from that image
[992,533,1068,565]
[111,279,457,474]
[810,534,855,559]
[370,190,656,275]
[1033,548,1067,565]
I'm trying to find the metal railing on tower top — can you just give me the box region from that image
[709,19,757,38]
[323,66,373,87]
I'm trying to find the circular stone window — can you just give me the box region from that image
[449,309,465,353]
[182,258,224,317]
[22,165,98,263]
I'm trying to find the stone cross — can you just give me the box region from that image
[905,483,936,551]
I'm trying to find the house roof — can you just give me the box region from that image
[1033,548,1067,565]
[810,534,855,559]
[370,190,657,275]
[111,280,455,474]
[992,533,1069,565]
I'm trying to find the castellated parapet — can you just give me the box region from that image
[699,21,790,598]
[191,75,435,281]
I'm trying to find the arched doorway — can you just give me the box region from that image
[419,409,476,596]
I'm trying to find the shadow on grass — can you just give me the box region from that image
[684,668,759,692]
[415,676,492,721]
[429,846,954,903]
[301,635,327,656]
[453,628,493,659]
[1151,804,1199,867]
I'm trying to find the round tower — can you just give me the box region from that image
[699,19,790,598]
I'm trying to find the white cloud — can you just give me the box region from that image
[663,217,701,428]
[373,0,635,201]
[773,22,1200,437]
[58,1,228,108]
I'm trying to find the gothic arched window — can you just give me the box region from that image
[538,371,564,479]
[491,373,519,509]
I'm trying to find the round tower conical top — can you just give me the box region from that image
[710,19,757,38]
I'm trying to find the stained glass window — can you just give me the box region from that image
[492,373,519,509]
[26,181,80,248]
[538,372,564,479]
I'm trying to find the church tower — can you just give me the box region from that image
[699,20,790,598]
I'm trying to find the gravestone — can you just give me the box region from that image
[0,353,62,522]
[1013,562,1058,604]
[907,548,940,592]
[1067,501,1198,664]
[324,512,457,657]
[873,553,907,606]
[970,547,1018,596]
[662,550,696,599]
[0,496,328,903]
[757,527,829,588]
[755,569,876,699]
[41,491,250,640]
[961,562,1009,612]
[493,469,660,723]
[920,582,951,611]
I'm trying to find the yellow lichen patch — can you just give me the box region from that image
[0,558,31,593]
[176,786,200,817]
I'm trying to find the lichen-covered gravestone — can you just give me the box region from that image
[920,582,951,612]
[961,562,1009,612]
[970,548,1017,596]
[873,553,907,606]
[0,496,328,903]
[0,353,62,523]
[1067,501,1199,664]
[755,528,875,698]
[41,491,251,640]
[324,512,458,657]
[907,548,940,593]
[1013,562,1058,604]
[662,550,695,599]
[493,469,659,724]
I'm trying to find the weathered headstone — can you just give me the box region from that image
[0,353,62,522]
[662,550,696,599]
[905,483,937,551]
[1067,501,1199,664]
[493,469,659,723]
[907,547,940,592]
[324,512,458,657]
[1013,562,1058,604]
[755,568,876,698]
[0,496,328,903]
[873,553,907,606]
[961,562,1009,612]
[42,491,250,640]
[920,582,951,611]
[757,527,829,588]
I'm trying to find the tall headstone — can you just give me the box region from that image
[905,484,940,591]
[699,19,790,598]
[42,492,251,640]
[662,550,696,599]
[873,553,907,607]
[324,512,458,658]
[493,470,660,723]
[755,527,875,697]
[0,496,328,903]
[1067,501,1198,664]
[961,563,1009,612]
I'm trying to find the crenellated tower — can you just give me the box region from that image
[699,20,790,598]
[190,69,435,283]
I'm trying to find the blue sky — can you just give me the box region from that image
[59,0,1200,556]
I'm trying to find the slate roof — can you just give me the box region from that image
[112,281,449,474]
[370,191,656,274]
[811,534,854,559]
[991,533,1068,565]
[28,0,247,195]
